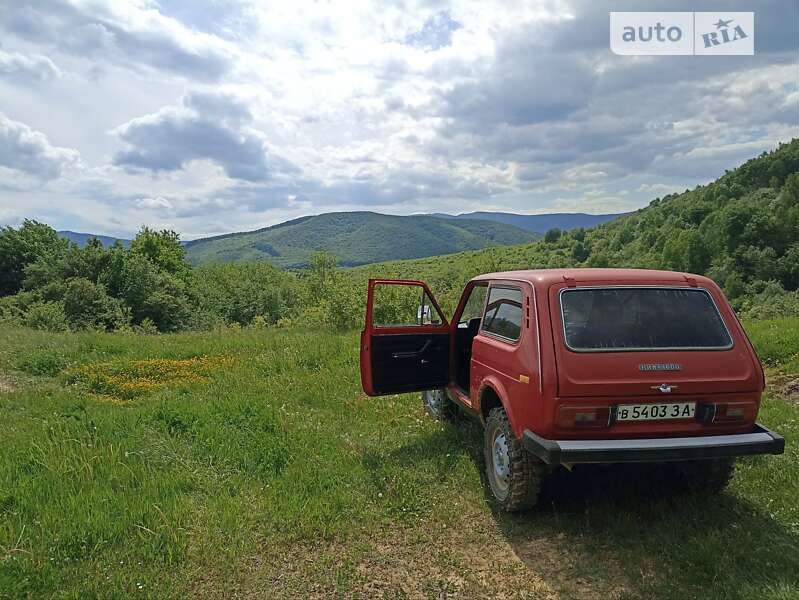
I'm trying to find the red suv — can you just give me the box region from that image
[360,268,784,511]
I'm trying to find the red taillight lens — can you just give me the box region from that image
[713,401,757,423]
[558,406,611,429]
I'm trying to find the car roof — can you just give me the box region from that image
[470,268,716,288]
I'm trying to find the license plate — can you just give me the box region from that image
[616,402,695,422]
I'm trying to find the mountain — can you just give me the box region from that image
[58,231,130,248]
[358,139,799,320]
[433,211,628,234]
[184,211,539,267]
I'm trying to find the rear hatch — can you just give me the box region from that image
[550,284,760,399]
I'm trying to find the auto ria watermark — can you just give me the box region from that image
[610,12,754,55]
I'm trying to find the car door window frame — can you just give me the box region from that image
[367,280,449,330]
[454,281,489,328]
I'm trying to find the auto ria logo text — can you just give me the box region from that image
[610,12,754,56]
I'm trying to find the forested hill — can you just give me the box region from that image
[58,231,130,248]
[1,140,798,333]
[355,139,799,321]
[433,211,627,234]
[183,211,538,267]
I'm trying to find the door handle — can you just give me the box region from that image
[392,339,432,359]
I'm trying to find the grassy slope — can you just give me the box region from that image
[184,212,538,268]
[1,321,797,598]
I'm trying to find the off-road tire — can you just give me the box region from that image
[422,389,458,421]
[483,407,544,512]
[672,458,736,494]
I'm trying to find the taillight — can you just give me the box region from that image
[697,401,757,424]
[713,401,757,423]
[558,406,611,429]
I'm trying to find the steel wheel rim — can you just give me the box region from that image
[488,427,510,498]
[425,389,442,413]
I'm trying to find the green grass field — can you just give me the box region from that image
[1,321,797,599]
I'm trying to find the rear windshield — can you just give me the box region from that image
[560,287,733,352]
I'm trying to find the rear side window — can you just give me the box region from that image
[560,287,732,352]
[482,287,523,341]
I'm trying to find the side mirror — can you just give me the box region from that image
[417,304,433,325]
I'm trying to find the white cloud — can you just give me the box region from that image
[0,112,80,180]
[136,196,172,209]
[0,49,61,84]
[636,183,685,196]
[0,0,237,81]
[0,0,797,237]
[112,91,296,182]
[549,195,640,215]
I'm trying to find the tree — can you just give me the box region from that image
[778,243,799,290]
[683,202,712,226]
[586,251,610,268]
[784,172,799,206]
[723,272,746,299]
[609,224,635,251]
[118,252,160,318]
[62,278,130,330]
[685,230,711,274]
[661,234,689,271]
[0,221,67,296]
[543,228,562,243]
[305,252,340,304]
[117,253,192,330]
[719,203,754,253]
[768,158,786,188]
[23,237,113,293]
[129,228,190,278]
[192,262,299,326]
[137,273,193,332]
[571,241,590,262]
[733,245,779,282]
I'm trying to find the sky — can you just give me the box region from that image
[1,0,798,240]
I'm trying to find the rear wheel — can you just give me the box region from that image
[483,407,543,511]
[422,389,458,421]
[672,458,736,493]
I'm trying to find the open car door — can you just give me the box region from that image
[360,279,450,396]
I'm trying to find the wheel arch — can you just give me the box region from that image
[478,378,521,438]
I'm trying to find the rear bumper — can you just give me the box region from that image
[522,423,785,465]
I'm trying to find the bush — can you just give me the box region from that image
[0,291,36,326]
[119,254,193,332]
[135,318,159,335]
[193,262,299,327]
[738,281,799,320]
[24,301,69,332]
[138,274,193,332]
[62,278,131,330]
[296,252,362,330]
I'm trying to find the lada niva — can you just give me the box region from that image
[359,269,784,511]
